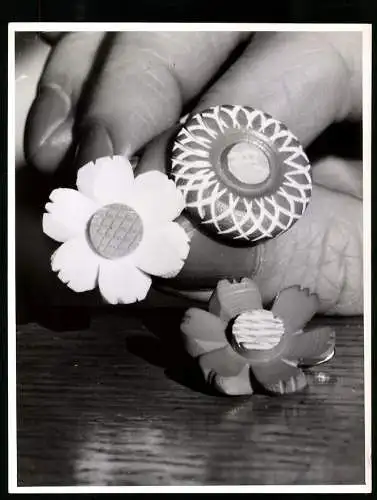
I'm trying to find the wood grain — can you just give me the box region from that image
[16,310,365,486]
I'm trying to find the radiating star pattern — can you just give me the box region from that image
[171,105,312,242]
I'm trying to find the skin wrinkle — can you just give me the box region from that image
[254,186,362,315]
[319,32,361,118]
[138,48,189,101]
[131,107,157,135]
[321,259,347,314]
[114,50,180,93]
[313,219,333,303]
[297,224,339,310]
[314,219,345,311]
[288,230,317,292]
[41,32,104,97]
[144,64,183,107]
[320,252,346,295]
[279,76,296,131]
[197,33,352,150]
[171,31,247,78]
[102,53,148,75]
[35,88,72,150]
[282,47,348,135]
[275,232,300,293]
[87,60,183,154]
[114,32,245,99]
[111,60,181,113]
[326,219,363,314]
[133,46,190,93]
[127,31,194,60]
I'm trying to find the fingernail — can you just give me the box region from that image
[25,84,72,171]
[74,123,114,169]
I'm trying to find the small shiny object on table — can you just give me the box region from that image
[180,278,335,396]
[16,312,365,486]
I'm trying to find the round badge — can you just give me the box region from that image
[170,105,312,244]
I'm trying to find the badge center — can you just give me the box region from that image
[88,203,143,259]
[224,141,271,185]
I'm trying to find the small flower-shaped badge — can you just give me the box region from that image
[181,279,335,396]
[43,156,190,304]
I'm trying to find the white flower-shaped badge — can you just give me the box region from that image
[43,156,190,304]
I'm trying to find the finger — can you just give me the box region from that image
[159,158,363,316]
[137,31,362,178]
[253,183,363,316]
[16,35,50,168]
[39,32,65,44]
[312,157,362,199]
[25,31,106,172]
[193,31,362,145]
[74,31,250,167]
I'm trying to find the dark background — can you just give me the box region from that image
[8,0,376,22]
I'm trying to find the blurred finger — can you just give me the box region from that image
[137,31,362,180]
[193,31,362,145]
[312,157,363,199]
[16,35,50,167]
[25,31,105,172]
[74,31,250,167]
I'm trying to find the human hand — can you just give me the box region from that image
[24,31,363,315]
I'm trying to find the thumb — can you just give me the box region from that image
[252,183,363,315]
[160,170,363,316]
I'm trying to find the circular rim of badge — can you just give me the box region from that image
[170,105,312,245]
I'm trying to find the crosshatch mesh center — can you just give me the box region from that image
[88,203,143,259]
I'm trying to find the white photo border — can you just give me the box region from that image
[8,22,372,494]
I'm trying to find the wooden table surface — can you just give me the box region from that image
[16,309,365,487]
